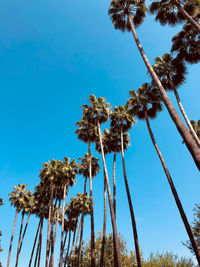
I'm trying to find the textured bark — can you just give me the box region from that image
[174,0,200,32]
[144,111,200,265]
[28,220,41,267]
[7,209,18,267]
[37,217,44,267]
[88,141,96,267]
[59,185,67,267]
[121,126,142,267]
[15,212,25,267]
[128,14,200,171]
[100,171,107,267]
[167,78,200,147]
[97,120,123,267]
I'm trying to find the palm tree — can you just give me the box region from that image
[128,83,200,265]
[171,22,200,64]
[80,95,123,267]
[108,0,200,170]
[152,53,200,147]
[191,120,200,139]
[110,105,142,267]
[7,184,29,267]
[149,0,200,31]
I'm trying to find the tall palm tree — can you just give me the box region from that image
[171,22,200,64]
[7,184,28,267]
[108,0,200,170]
[149,0,200,31]
[128,83,200,265]
[75,119,98,267]
[110,105,142,267]
[152,53,200,147]
[81,95,123,267]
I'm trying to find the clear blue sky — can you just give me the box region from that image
[0,0,199,265]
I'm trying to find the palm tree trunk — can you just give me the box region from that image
[167,77,200,147]
[37,217,44,267]
[100,171,107,267]
[88,140,96,267]
[7,209,18,267]
[15,211,25,267]
[113,152,118,267]
[174,0,200,32]
[64,231,71,267]
[28,220,41,267]
[63,231,68,251]
[34,238,40,267]
[53,199,61,248]
[97,120,123,267]
[69,224,77,259]
[127,14,200,171]
[45,183,54,267]
[120,126,142,267]
[74,219,82,258]
[49,198,58,267]
[59,185,67,267]
[144,110,200,265]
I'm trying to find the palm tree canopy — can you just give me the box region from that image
[152,53,187,89]
[128,83,163,119]
[108,0,147,31]
[191,120,200,139]
[75,118,97,144]
[149,0,199,26]
[171,22,200,64]
[78,153,100,179]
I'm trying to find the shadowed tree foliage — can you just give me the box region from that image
[190,120,200,139]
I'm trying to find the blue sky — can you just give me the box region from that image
[0,0,200,265]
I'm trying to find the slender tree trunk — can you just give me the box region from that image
[174,0,200,32]
[49,198,58,267]
[59,185,67,267]
[120,126,142,267]
[97,120,123,267]
[77,177,88,266]
[34,238,40,267]
[37,217,44,267]
[15,212,25,267]
[127,14,200,171]
[113,152,118,267]
[69,224,77,259]
[28,220,41,267]
[144,110,200,265]
[63,231,68,251]
[167,77,200,147]
[7,209,18,267]
[74,219,82,257]
[45,183,54,267]
[64,231,71,267]
[53,199,61,247]
[100,171,107,267]
[88,140,96,267]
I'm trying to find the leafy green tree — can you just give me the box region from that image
[128,83,200,265]
[108,0,200,170]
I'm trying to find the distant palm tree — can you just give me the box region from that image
[191,120,200,139]
[108,0,200,170]
[152,53,200,147]
[171,22,200,64]
[128,83,200,265]
[149,0,200,31]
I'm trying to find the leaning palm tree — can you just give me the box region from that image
[152,53,200,147]
[80,95,123,267]
[171,22,200,64]
[110,105,143,267]
[108,0,200,170]
[7,184,29,267]
[149,0,200,31]
[128,83,200,265]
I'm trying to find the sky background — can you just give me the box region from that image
[0,0,200,266]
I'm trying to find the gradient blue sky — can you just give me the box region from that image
[0,0,200,265]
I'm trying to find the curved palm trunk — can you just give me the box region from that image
[7,209,18,267]
[59,185,67,267]
[88,140,96,267]
[28,220,41,267]
[120,126,142,267]
[15,211,25,267]
[45,183,54,267]
[144,110,200,265]
[167,78,200,147]
[97,120,123,267]
[127,14,200,171]
[64,231,71,267]
[37,217,44,267]
[174,0,200,32]
[100,171,107,267]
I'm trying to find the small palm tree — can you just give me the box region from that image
[108,0,200,170]
[149,0,200,31]
[171,22,200,64]
[128,83,200,265]
[191,120,200,139]
[152,53,200,147]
